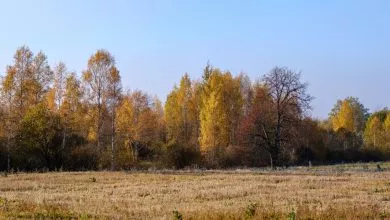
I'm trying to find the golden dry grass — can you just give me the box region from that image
[0,163,390,219]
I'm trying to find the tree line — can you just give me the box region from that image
[0,46,388,171]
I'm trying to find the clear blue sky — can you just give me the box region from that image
[1,0,389,119]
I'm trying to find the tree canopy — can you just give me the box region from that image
[0,46,388,171]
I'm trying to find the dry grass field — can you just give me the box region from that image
[1,163,390,219]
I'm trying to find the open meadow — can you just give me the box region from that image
[1,163,390,219]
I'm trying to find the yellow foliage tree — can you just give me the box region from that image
[384,113,390,149]
[364,116,383,148]
[331,100,355,133]
[384,113,390,133]
[199,68,243,153]
[60,73,86,145]
[82,49,120,152]
[116,91,164,161]
[165,73,198,146]
[330,97,368,134]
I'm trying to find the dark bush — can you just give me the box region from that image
[67,144,99,171]
[0,139,7,171]
[162,142,201,169]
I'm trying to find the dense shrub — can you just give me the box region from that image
[162,142,201,169]
[66,144,99,170]
[0,139,7,171]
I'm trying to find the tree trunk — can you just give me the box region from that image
[274,127,281,168]
[273,109,282,168]
[6,135,10,172]
[132,141,139,162]
[97,103,102,150]
[270,147,279,170]
[7,103,13,172]
[111,108,115,171]
[61,127,67,168]
[269,152,273,170]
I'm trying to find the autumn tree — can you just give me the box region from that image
[328,97,368,152]
[364,109,390,152]
[106,67,122,170]
[4,46,34,117]
[384,113,390,149]
[364,116,383,148]
[332,100,355,133]
[82,49,120,154]
[1,64,18,171]
[61,73,84,133]
[3,45,390,170]
[165,73,198,146]
[237,72,253,117]
[30,51,53,105]
[48,62,69,111]
[116,91,163,163]
[56,72,88,166]
[237,85,274,166]
[15,103,62,170]
[257,66,312,167]
[330,97,369,134]
[1,46,54,171]
[199,67,243,161]
[2,47,53,114]
[0,107,6,170]
[164,74,202,168]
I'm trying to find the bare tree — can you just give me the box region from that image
[262,66,312,167]
[239,67,312,168]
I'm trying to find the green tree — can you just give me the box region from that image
[16,103,62,170]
